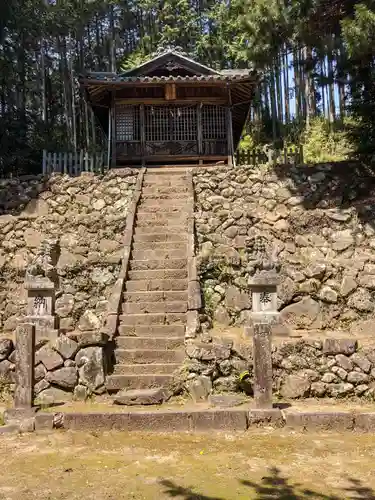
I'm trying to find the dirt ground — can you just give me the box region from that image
[1,429,375,499]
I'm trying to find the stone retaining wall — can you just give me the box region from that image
[193,163,375,335]
[0,170,137,334]
[0,333,108,402]
[182,336,375,400]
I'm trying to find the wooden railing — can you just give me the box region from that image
[42,150,108,175]
[235,145,304,167]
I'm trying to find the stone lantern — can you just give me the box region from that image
[246,237,281,409]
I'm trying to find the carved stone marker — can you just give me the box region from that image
[24,239,59,341]
[246,237,280,409]
[14,323,35,408]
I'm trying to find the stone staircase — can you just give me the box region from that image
[107,169,189,404]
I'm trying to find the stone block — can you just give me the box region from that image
[187,376,212,402]
[53,335,78,360]
[248,409,284,427]
[4,407,37,424]
[354,413,375,431]
[0,339,13,361]
[191,410,247,431]
[35,413,54,431]
[323,339,357,355]
[0,424,19,434]
[280,374,310,399]
[19,418,35,433]
[284,411,354,431]
[113,388,165,406]
[36,344,63,371]
[72,331,109,347]
[46,367,77,389]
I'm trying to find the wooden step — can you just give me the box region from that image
[129,259,187,271]
[128,269,188,280]
[113,363,180,375]
[122,301,187,314]
[106,374,173,391]
[117,324,185,337]
[119,312,186,325]
[115,337,184,350]
[124,279,188,292]
[114,349,184,364]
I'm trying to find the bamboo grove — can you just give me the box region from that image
[1,0,375,174]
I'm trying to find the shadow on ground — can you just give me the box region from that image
[160,467,375,499]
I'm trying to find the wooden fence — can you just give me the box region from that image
[235,145,304,167]
[42,150,108,175]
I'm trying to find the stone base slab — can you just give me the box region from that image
[4,408,375,433]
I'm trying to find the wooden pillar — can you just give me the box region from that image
[197,103,203,164]
[140,104,146,167]
[111,92,116,168]
[107,107,111,169]
[227,87,234,167]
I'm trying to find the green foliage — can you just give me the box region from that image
[302,117,355,163]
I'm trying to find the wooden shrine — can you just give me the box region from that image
[79,48,258,167]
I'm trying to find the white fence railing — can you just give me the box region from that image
[42,150,108,175]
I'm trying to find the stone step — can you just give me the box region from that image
[133,232,187,243]
[134,226,186,235]
[128,269,188,280]
[131,249,187,260]
[125,279,187,292]
[129,259,187,271]
[143,181,188,188]
[131,241,187,251]
[118,324,185,337]
[123,291,187,303]
[113,388,166,405]
[122,301,187,314]
[106,374,173,391]
[137,205,189,214]
[114,349,184,364]
[142,185,189,192]
[119,312,186,325]
[113,363,180,375]
[136,212,189,221]
[135,219,187,229]
[141,193,190,200]
[115,337,184,350]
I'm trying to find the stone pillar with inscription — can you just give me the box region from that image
[24,239,59,341]
[246,237,280,409]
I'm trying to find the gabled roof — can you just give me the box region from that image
[119,48,221,77]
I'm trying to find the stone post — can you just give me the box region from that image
[246,237,280,409]
[14,323,36,408]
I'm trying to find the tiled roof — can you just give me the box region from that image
[83,72,256,84]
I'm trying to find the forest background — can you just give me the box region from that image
[1,0,375,174]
